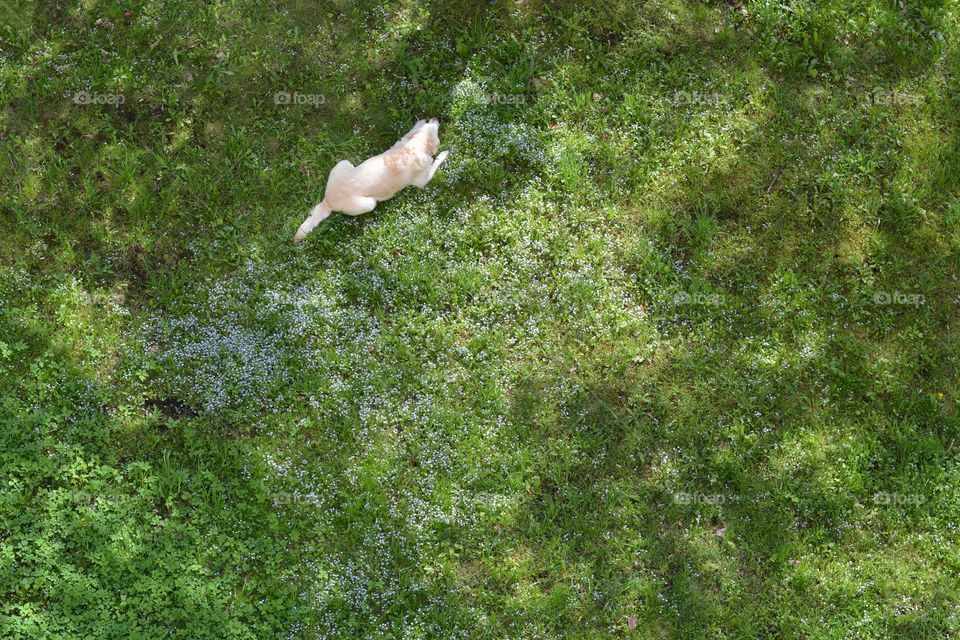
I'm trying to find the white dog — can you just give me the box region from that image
[294,118,449,243]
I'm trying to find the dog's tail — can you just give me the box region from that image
[294,201,332,243]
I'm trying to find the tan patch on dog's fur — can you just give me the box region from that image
[384,147,426,174]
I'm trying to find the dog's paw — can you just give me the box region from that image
[435,150,449,164]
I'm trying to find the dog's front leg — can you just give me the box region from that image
[412,150,449,188]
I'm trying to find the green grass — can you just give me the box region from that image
[2,0,959,637]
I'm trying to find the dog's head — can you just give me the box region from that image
[417,118,440,156]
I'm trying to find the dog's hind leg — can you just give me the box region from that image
[339,195,378,216]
